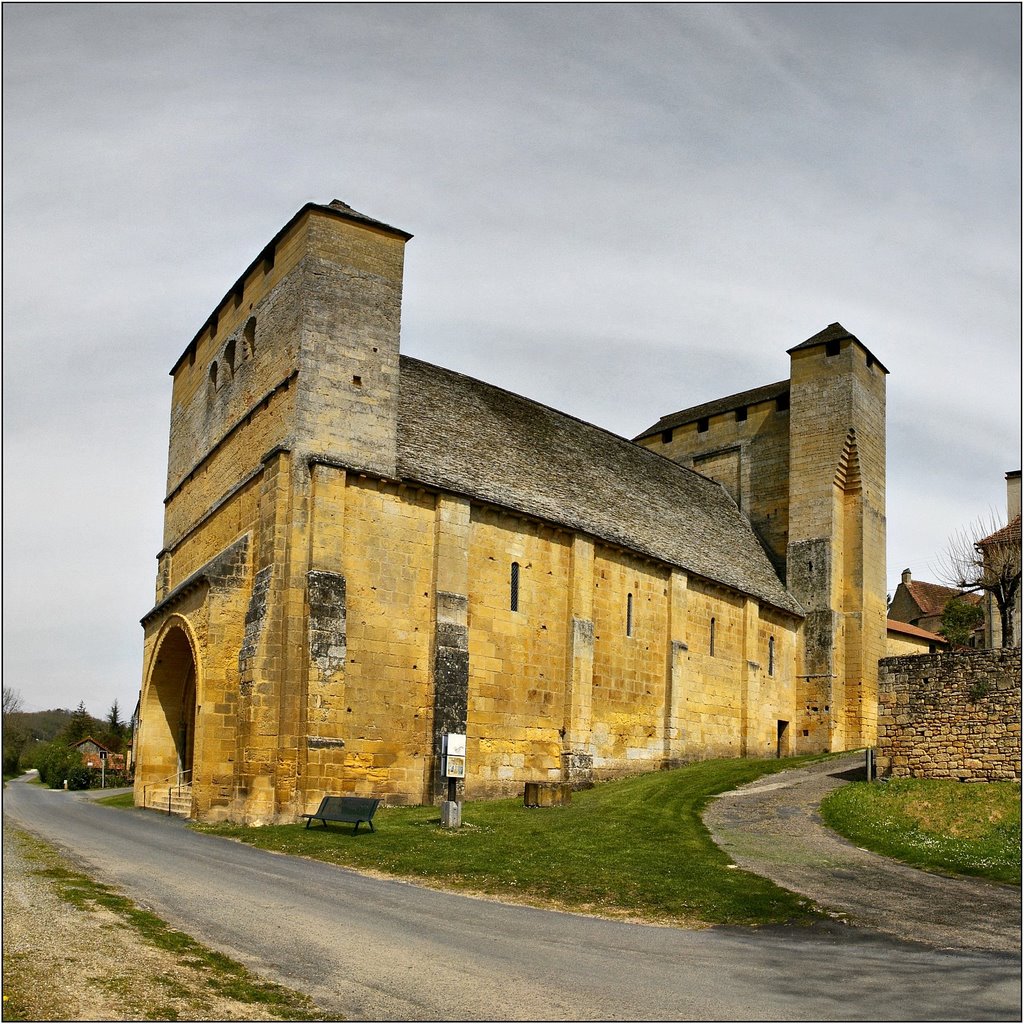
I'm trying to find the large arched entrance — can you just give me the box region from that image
[136,622,199,800]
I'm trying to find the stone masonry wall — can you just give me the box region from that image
[877,649,1021,781]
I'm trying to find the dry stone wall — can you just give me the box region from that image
[877,649,1021,781]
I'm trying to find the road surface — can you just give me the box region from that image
[3,778,1019,1021]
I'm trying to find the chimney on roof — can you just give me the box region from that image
[901,568,912,586]
[1007,470,1021,521]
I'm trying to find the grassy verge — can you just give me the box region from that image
[2,828,326,1021]
[96,791,136,809]
[195,756,826,928]
[820,778,1021,885]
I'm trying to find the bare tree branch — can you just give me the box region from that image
[938,512,1022,647]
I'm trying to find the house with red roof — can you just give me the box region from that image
[887,568,981,642]
[71,736,126,771]
[885,618,948,657]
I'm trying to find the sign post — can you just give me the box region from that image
[99,748,108,789]
[441,733,466,829]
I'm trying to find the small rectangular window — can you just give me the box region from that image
[661,428,673,444]
[735,407,747,423]
[825,339,841,357]
[697,417,709,433]
[510,562,520,612]
[776,393,790,412]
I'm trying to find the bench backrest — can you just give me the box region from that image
[316,795,379,818]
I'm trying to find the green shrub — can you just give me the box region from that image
[34,742,86,790]
[3,747,22,776]
[66,764,92,791]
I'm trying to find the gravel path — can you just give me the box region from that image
[703,754,1021,953]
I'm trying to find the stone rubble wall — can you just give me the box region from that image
[877,648,1021,781]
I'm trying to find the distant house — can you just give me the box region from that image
[886,618,948,657]
[887,569,981,643]
[72,736,125,771]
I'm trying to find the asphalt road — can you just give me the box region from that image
[3,778,1020,1021]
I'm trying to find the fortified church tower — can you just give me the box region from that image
[137,201,411,823]
[635,325,887,752]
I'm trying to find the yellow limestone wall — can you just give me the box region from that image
[590,548,669,774]
[466,508,571,796]
[641,392,792,574]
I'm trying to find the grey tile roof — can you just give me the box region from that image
[396,357,802,617]
[635,379,790,440]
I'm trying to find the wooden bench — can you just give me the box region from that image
[302,796,380,833]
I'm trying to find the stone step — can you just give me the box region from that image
[146,786,192,817]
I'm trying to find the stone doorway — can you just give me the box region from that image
[136,623,199,799]
[777,720,790,758]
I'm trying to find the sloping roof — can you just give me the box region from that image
[634,380,790,441]
[886,619,948,644]
[905,577,983,614]
[396,357,802,617]
[72,735,114,753]
[979,514,1022,548]
[787,321,889,374]
[904,579,978,617]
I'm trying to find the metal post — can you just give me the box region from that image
[865,747,874,781]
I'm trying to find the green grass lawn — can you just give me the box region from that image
[194,757,827,928]
[97,791,136,808]
[820,777,1021,885]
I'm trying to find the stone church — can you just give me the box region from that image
[134,200,887,823]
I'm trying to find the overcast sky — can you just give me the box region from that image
[3,3,1020,716]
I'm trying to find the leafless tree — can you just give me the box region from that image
[939,513,1022,648]
[2,686,23,723]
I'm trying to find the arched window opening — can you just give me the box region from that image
[768,636,775,676]
[510,562,520,612]
[244,317,256,357]
[626,593,634,637]
[208,361,219,395]
[224,339,236,377]
[709,617,716,657]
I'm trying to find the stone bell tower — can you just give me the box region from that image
[786,323,887,751]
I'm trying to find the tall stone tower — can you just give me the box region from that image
[785,324,887,751]
[136,200,412,823]
[634,322,887,752]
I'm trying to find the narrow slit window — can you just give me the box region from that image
[510,562,520,612]
[768,636,775,676]
[709,617,716,656]
[626,593,634,637]
[208,361,218,394]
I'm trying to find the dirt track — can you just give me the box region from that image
[703,753,1021,953]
